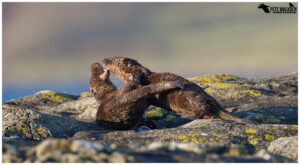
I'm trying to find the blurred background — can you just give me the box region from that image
[3,2,298,102]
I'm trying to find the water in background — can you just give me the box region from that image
[3,79,124,102]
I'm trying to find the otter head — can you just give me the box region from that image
[102,57,151,83]
[90,63,116,99]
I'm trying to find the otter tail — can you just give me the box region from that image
[218,109,258,124]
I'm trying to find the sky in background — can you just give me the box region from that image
[3,2,298,102]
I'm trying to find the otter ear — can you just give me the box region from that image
[100,69,110,81]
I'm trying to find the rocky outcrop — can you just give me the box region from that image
[2,73,298,162]
[2,138,294,163]
[267,136,298,160]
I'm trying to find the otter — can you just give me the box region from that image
[101,57,257,124]
[90,63,184,130]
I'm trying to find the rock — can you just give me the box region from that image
[255,149,272,160]
[267,136,298,161]
[36,138,71,157]
[2,73,298,163]
[3,108,52,140]
[2,144,23,163]
[2,138,294,163]
[70,140,112,153]
[2,102,101,140]
[95,119,297,153]
[147,142,204,154]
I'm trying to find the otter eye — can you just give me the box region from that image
[124,58,130,63]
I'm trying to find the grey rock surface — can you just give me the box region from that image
[267,136,298,160]
[2,73,298,162]
[2,138,294,163]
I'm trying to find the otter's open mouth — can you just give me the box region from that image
[97,65,105,76]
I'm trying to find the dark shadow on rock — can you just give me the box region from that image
[30,110,111,138]
[231,136,256,154]
[233,106,298,125]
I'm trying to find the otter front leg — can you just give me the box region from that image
[118,72,143,94]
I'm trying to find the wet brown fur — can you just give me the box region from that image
[90,63,184,130]
[102,57,258,124]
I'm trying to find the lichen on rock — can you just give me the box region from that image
[38,90,78,103]
[2,72,298,163]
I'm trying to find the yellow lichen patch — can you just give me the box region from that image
[239,90,261,96]
[291,125,298,130]
[80,91,91,97]
[249,140,258,145]
[204,88,214,94]
[4,106,15,113]
[265,134,275,141]
[41,91,74,103]
[255,137,263,141]
[208,83,251,89]
[250,137,263,145]
[145,108,164,118]
[16,120,28,134]
[217,90,225,96]
[32,127,52,138]
[187,74,240,83]
[213,133,228,140]
[178,134,206,144]
[187,76,213,83]
[245,129,257,134]
[293,154,298,161]
[282,126,288,129]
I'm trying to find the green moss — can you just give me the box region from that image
[262,116,281,123]
[256,114,264,119]
[145,108,164,118]
[164,114,177,121]
[40,91,74,103]
[279,116,286,120]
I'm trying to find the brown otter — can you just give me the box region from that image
[101,57,258,124]
[90,63,184,130]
